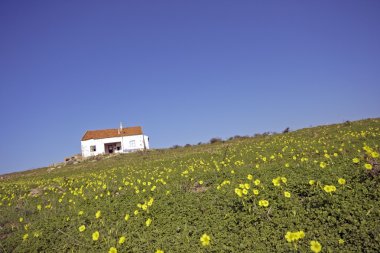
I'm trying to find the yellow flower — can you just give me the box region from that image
[364,163,373,170]
[319,162,327,169]
[272,178,281,187]
[284,191,291,198]
[92,231,99,241]
[118,236,126,244]
[235,188,243,197]
[285,232,295,242]
[371,152,379,158]
[323,185,337,193]
[22,233,28,241]
[285,231,305,242]
[124,214,130,221]
[95,210,101,219]
[254,179,261,186]
[78,211,84,216]
[253,189,259,195]
[352,158,360,163]
[338,238,345,244]
[146,218,152,227]
[199,180,203,185]
[310,240,322,253]
[244,183,250,189]
[109,247,117,253]
[281,177,287,183]
[242,189,248,195]
[79,225,86,232]
[309,180,315,185]
[338,178,346,185]
[200,233,211,246]
[19,217,24,222]
[258,199,269,207]
[37,204,42,211]
[297,231,305,239]
[156,250,164,253]
[247,174,253,180]
[134,210,139,215]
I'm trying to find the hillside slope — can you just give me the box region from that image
[1,118,380,252]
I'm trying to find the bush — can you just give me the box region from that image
[210,137,223,144]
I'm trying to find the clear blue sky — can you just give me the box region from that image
[1,1,379,174]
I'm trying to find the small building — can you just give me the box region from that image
[81,125,149,157]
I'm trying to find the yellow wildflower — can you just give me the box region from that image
[253,189,259,195]
[146,218,152,227]
[338,178,346,185]
[319,162,327,169]
[309,180,315,185]
[109,247,117,253]
[258,199,269,207]
[247,174,253,180]
[95,210,101,219]
[338,238,345,244]
[235,188,243,197]
[79,225,86,232]
[284,191,291,198]
[124,214,130,221]
[352,158,360,163]
[200,233,211,246]
[92,231,99,241]
[323,185,336,193]
[272,178,281,187]
[310,240,322,253]
[254,179,261,186]
[118,236,126,244]
[156,250,164,253]
[22,233,28,241]
[285,231,305,242]
[364,163,373,170]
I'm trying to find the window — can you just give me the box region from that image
[90,145,96,152]
[129,140,136,147]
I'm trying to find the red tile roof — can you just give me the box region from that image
[81,126,143,141]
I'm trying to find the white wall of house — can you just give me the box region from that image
[81,135,149,157]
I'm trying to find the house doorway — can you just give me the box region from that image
[104,142,121,154]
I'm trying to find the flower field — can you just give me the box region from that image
[1,118,380,252]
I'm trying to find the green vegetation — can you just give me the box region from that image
[1,118,380,252]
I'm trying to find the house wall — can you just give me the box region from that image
[81,134,149,157]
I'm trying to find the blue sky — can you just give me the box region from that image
[0,0,379,174]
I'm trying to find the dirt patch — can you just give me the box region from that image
[189,182,209,193]
[29,188,43,197]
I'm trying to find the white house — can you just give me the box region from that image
[81,125,149,157]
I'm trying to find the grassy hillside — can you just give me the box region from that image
[1,118,380,253]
